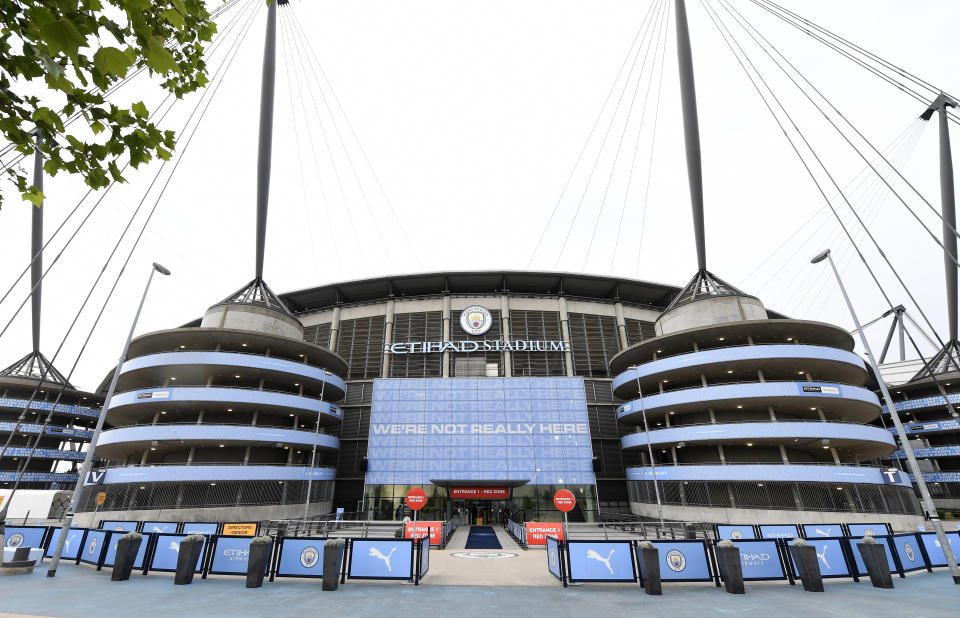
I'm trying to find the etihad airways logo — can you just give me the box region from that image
[386,339,570,355]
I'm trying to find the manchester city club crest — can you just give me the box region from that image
[459,305,492,336]
[665,549,686,572]
[864,529,875,537]
[904,542,915,562]
[7,533,24,548]
[88,537,98,555]
[300,546,319,568]
[731,530,742,540]
[549,546,558,569]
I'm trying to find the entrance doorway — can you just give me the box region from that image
[461,500,507,526]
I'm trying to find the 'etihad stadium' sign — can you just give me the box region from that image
[386,339,569,355]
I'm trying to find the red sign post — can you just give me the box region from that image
[405,487,427,531]
[553,489,576,542]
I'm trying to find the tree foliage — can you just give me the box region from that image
[0,0,217,209]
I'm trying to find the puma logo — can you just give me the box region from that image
[586,549,615,574]
[369,546,396,572]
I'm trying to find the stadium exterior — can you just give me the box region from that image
[75,271,923,528]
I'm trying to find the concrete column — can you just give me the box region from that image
[251,411,259,426]
[614,302,628,349]
[329,306,341,349]
[186,446,196,465]
[816,408,826,421]
[829,447,841,464]
[151,412,160,425]
[381,299,395,378]
[196,410,204,424]
[243,445,252,465]
[768,406,777,421]
[139,449,150,465]
[717,444,727,464]
[779,444,790,464]
[726,485,736,507]
[442,296,451,378]
[558,296,574,377]
[757,369,765,383]
[500,294,512,377]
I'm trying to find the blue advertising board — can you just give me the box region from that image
[788,539,850,577]
[649,540,712,582]
[716,525,756,540]
[850,536,898,575]
[276,538,326,577]
[419,539,430,578]
[102,532,149,569]
[918,531,960,567]
[847,523,890,538]
[45,528,86,559]
[731,540,785,580]
[149,534,206,572]
[80,530,108,565]
[546,536,562,580]
[891,534,927,573]
[210,536,261,575]
[3,526,46,549]
[759,525,799,539]
[100,521,138,532]
[142,522,178,534]
[348,539,413,579]
[566,540,636,582]
[181,523,219,536]
[802,524,844,539]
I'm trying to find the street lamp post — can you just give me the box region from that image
[812,249,960,584]
[46,262,170,577]
[631,366,664,529]
[302,370,330,524]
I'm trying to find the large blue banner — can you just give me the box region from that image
[181,523,219,536]
[102,532,149,569]
[650,541,712,581]
[892,534,926,572]
[80,530,107,565]
[802,524,844,539]
[732,540,785,580]
[918,531,960,567]
[4,526,46,549]
[142,522,178,534]
[716,525,756,540]
[546,536,562,580]
[566,541,636,582]
[149,534,206,572]
[210,537,260,574]
[349,539,413,579]
[788,539,849,577]
[847,523,889,538]
[276,539,326,577]
[45,528,86,559]
[101,521,138,532]
[759,525,799,539]
[850,537,897,575]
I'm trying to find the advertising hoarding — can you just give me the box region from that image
[348,539,414,579]
[566,541,636,582]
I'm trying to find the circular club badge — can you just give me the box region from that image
[459,305,493,336]
[7,533,24,548]
[88,537,98,555]
[300,546,320,568]
[665,549,686,572]
[731,530,743,540]
[864,529,875,537]
[904,542,915,562]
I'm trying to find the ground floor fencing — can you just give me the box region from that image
[542,531,960,588]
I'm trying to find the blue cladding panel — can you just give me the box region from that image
[349,540,413,579]
[759,525,799,539]
[567,541,635,581]
[365,378,595,485]
[716,525,756,540]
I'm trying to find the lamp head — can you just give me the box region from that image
[152,263,171,276]
[810,249,831,265]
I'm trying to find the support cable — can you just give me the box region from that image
[583,0,668,271]
[288,9,422,270]
[0,0,262,463]
[525,0,660,268]
[552,0,663,269]
[701,0,960,376]
[724,0,960,250]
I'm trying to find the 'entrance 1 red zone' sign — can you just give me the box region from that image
[405,487,427,511]
[525,522,564,545]
[404,521,443,544]
[553,489,576,513]
[449,486,509,499]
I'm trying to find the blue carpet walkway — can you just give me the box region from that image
[464,526,502,549]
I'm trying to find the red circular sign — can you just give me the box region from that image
[553,489,576,512]
[405,487,427,511]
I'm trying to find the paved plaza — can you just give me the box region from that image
[2,557,959,618]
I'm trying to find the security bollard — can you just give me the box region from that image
[637,542,661,595]
[857,537,893,589]
[788,539,823,592]
[716,540,745,594]
[322,538,345,591]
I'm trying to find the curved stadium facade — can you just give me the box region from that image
[75,271,922,527]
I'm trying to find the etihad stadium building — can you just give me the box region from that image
[75,271,923,528]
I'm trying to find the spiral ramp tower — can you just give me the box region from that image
[76,280,346,524]
[610,271,924,528]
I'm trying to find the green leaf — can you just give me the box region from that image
[144,37,178,74]
[131,101,148,119]
[23,187,44,207]
[93,46,133,78]
[40,20,87,62]
[90,120,105,134]
[164,9,185,30]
